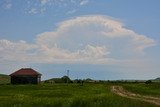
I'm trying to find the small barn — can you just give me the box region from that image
[10,68,41,84]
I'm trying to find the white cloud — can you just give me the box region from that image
[1,0,89,14]
[80,0,89,6]
[66,9,77,14]
[3,0,12,10]
[28,8,38,14]
[28,7,46,14]
[37,15,156,53]
[0,39,37,62]
[40,0,51,5]
[5,3,12,9]
[0,15,156,65]
[26,0,89,14]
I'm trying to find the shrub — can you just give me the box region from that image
[145,80,152,84]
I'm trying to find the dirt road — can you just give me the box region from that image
[111,86,160,106]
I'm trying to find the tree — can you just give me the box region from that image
[145,80,152,84]
[61,76,71,83]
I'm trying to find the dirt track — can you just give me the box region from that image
[111,86,160,106]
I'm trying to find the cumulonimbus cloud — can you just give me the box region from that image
[0,15,156,64]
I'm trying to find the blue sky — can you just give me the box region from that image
[0,0,160,80]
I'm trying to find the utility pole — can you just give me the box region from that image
[67,70,69,78]
[67,70,69,84]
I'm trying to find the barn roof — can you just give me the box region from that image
[10,68,41,76]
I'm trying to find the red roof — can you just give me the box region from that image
[10,68,41,76]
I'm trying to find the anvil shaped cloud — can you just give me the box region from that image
[0,15,156,64]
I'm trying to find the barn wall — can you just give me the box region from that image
[11,76,40,84]
[37,75,41,83]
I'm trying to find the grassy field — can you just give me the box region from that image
[0,74,10,84]
[0,83,158,107]
[122,83,160,97]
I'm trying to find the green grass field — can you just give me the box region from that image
[122,83,160,97]
[0,74,10,84]
[0,83,159,107]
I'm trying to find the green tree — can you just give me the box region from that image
[61,76,71,83]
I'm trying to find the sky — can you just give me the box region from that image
[0,0,160,80]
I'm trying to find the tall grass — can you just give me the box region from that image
[122,83,160,97]
[0,74,10,84]
[0,83,158,107]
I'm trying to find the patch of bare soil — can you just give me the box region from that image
[111,86,160,106]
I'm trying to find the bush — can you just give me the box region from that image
[61,76,71,83]
[145,80,152,84]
